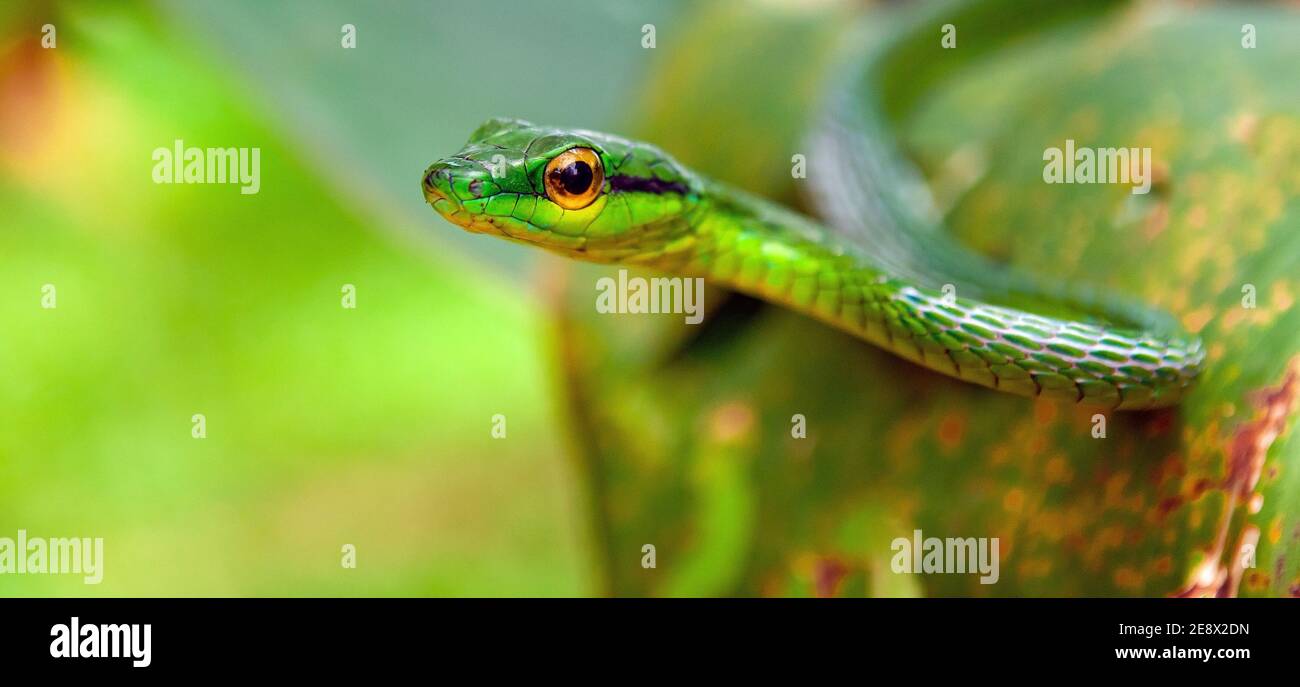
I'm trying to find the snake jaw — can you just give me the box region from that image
[424,165,591,256]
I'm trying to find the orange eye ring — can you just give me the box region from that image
[543,148,604,210]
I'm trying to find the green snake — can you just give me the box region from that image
[422,3,1204,411]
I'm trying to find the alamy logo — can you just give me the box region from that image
[50,617,151,668]
[0,529,103,584]
[596,268,704,324]
[152,139,261,194]
[1042,139,1152,195]
[891,529,1000,585]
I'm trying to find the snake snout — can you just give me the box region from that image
[422,162,458,203]
[423,155,505,213]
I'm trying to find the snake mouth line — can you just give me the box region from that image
[429,197,592,253]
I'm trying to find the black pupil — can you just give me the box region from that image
[555,160,593,195]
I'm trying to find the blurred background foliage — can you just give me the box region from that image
[0,0,686,595]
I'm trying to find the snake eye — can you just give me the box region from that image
[544,147,604,210]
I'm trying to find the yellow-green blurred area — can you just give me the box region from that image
[0,0,682,595]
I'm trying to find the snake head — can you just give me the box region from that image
[423,117,699,261]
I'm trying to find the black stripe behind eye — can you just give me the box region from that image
[608,175,688,195]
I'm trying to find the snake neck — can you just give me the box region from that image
[628,179,895,334]
[619,180,1201,410]
[626,178,883,299]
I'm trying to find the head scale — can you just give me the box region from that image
[423,118,699,260]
